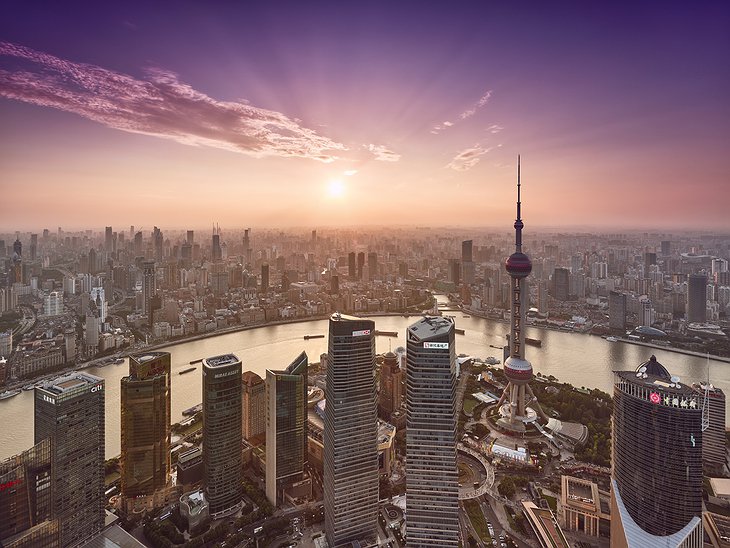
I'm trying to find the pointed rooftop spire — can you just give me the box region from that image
[514,155,524,252]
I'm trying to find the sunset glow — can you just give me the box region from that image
[0,3,728,230]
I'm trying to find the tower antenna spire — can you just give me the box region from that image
[514,155,524,252]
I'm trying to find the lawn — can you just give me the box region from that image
[463,397,479,415]
[464,499,492,544]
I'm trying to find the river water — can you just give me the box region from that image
[1,303,727,459]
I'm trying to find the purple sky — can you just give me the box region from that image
[1,2,728,230]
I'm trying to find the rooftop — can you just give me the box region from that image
[204,354,240,368]
[407,315,454,340]
[39,371,103,395]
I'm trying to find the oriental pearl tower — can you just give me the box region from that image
[496,157,546,434]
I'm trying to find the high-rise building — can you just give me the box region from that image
[0,439,57,548]
[357,252,365,281]
[405,316,459,545]
[348,252,356,279]
[142,260,156,317]
[686,273,707,323]
[29,233,38,261]
[202,354,243,518]
[120,352,171,512]
[609,291,627,331]
[105,226,113,252]
[461,240,473,263]
[661,240,671,257]
[552,267,570,301]
[639,299,654,327]
[496,158,546,434]
[448,258,461,285]
[378,351,403,420]
[324,313,378,547]
[644,252,657,277]
[35,372,105,547]
[367,252,378,281]
[186,230,194,245]
[692,382,726,473]
[212,230,222,262]
[242,371,266,441]
[266,351,309,506]
[261,263,269,294]
[43,291,63,317]
[611,355,703,546]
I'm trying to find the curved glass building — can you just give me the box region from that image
[611,355,703,547]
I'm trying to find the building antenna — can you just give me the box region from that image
[515,155,523,253]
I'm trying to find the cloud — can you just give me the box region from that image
[430,120,455,135]
[486,124,503,134]
[460,89,492,120]
[366,144,400,162]
[343,169,358,176]
[446,145,493,171]
[0,41,347,162]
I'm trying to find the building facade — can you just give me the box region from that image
[35,372,105,548]
[0,439,57,548]
[202,354,243,518]
[242,371,266,441]
[120,352,172,512]
[611,355,703,547]
[378,351,403,421]
[324,313,378,547]
[266,351,309,506]
[686,273,707,323]
[405,316,460,546]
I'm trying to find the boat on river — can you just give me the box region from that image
[189,358,203,365]
[179,367,197,375]
[304,334,325,340]
[0,389,21,400]
[606,336,618,342]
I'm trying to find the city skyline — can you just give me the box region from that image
[1,3,729,230]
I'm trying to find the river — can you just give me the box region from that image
[1,301,727,459]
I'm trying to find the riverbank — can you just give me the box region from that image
[463,306,730,363]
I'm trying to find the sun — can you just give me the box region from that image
[327,179,345,198]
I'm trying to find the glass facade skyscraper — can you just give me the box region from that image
[611,355,703,547]
[35,372,105,548]
[266,351,308,506]
[405,316,459,546]
[324,313,378,547]
[202,354,243,518]
[120,352,171,511]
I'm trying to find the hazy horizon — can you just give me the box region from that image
[1,3,729,231]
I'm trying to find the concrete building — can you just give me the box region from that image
[324,313,378,547]
[611,356,703,547]
[692,382,726,473]
[43,291,63,317]
[266,351,310,506]
[179,490,209,532]
[560,475,610,538]
[120,352,172,513]
[142,260,156,317]
[35,372,105,547]
[202,354,243,518]
[242,371,266,441]
[405,316,459,546]
[609,291,627,331]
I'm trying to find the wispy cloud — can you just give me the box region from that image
[366,144,401,162]
[446,145,493,171]
[486,124,503,134]
[0,42,347,162]
[430,120,454,135]
[343,169,358,176]
[460,89,492,120]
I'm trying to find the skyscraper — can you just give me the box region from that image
[357,252,365,280]
[35,372,105,547]
[261,263,269,294]
[266,351,309,506]
[0,439,57,548]
[405,316,459,546]
[686,273,707,323]
[378,351,403,421]
[242,371,266,441]
[142,260,156,317]
[202,354,243,518]
[348,252,356,279]
[367,252,377,281]
[552,267,570,301]
[324,313,378,547]
[611,355,703,546]
[105,226,113,252]
[609,291,627,331]
[120,352,171,512]
[496,158,546,433]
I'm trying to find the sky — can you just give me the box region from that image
[1,2,729,231]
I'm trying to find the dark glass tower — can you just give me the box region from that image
[35,372,105,548]
[611,355,703,545]
[405,316,459,546]
[266,351,308,506]
[120,352,171,511]
[324,313,378,547]
[202,354,243,518]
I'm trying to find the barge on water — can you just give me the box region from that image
[182,403,202,416]
[189,358,203,365]
[374,330,398,337]
[179,367,197,375]
[304,334,325,340]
